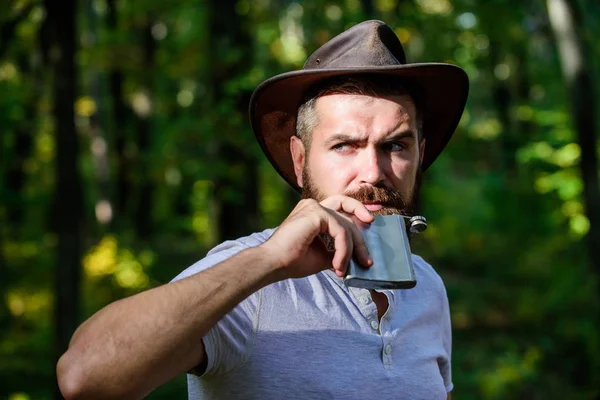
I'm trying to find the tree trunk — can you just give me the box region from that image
[547,0,600,282]
[45,0,83,398]
[134,20,156,240]
[547,3,600,385]
[106,0,133,232]
[209,0,260,242]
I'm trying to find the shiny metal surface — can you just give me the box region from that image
[344,215,417,290]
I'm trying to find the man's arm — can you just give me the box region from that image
[56,196,373,400]
[57,246,281,399]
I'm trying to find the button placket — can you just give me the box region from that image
[349,287,379,331]
[384,344,392,355]
[370,319,379,331]
[381,339,393,369]
[379,290,394,369]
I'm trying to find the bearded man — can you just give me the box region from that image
[57,20,469,400]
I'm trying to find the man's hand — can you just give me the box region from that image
[261,195,374,280]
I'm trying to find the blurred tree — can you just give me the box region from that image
[134,17,158,240]
[43,0,83,398]
[0,2,36,59]
[85,0,112,230]
[1,2,37,226]
[0,2,40,331]
[547,0,600,290]
[106,0,134,232]
[1,1,600,398]
[209,0,260,242]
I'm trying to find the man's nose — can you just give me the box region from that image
[357,146,385,185]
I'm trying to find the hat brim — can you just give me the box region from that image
[249,63,469,192]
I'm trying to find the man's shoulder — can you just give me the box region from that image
[170,227,276,282]
[411,253,447,293]
[206,227,275,255]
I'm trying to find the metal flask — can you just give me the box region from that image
[343,214,427,290]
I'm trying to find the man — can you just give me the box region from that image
[57,20,468,399]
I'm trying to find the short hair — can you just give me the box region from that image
[296,75,423,149]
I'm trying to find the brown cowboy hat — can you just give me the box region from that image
[249,19,469,192]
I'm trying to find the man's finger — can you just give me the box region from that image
[320,195,374,224]
[325,214,351,275]
[346,219,372,268]
[324,209,372,273]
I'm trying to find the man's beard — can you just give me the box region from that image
[301,166,422,252]
[301,166,422,217]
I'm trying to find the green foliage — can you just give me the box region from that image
[1,0,599,399]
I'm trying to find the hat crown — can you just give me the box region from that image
[303,20,407,70]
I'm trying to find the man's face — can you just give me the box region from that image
[291,93,425,216]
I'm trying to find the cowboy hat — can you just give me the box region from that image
[249,19,469,191]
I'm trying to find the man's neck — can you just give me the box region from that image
[370,290,389,321]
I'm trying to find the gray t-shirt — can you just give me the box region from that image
[171,227,453,399]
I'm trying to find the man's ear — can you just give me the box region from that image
[419,138,426,166]
[290,136,306,187]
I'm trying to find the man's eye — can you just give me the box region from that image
[332,143,351,151]
[384,142,405,152]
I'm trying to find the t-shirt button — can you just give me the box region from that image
[384,344,392,355]
[360,296,370,305]
[370,320,379,330]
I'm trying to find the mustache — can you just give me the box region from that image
[344,185,408,209]
[300,162,421,218]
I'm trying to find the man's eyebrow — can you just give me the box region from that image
[324,133,363,146]
[324,130,417,147]
[383,129,417,142]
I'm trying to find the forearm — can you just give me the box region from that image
[57,245,280,399]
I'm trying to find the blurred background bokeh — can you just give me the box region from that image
[1,0,600,398]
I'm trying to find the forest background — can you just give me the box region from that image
[1,0,600,398]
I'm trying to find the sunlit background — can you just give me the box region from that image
[1,0,600,398]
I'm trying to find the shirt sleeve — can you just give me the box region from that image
[170,239,261,377]
[439,282,453,393]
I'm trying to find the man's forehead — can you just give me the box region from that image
[313,93,418,133]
